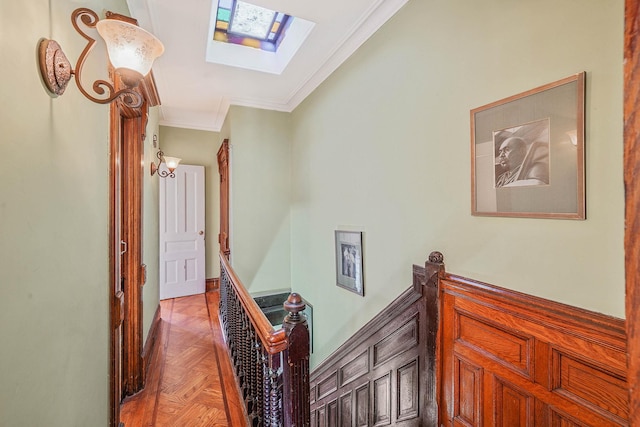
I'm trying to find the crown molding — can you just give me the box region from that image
[149,0,409,131]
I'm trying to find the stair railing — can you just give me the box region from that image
[219,253,310,427]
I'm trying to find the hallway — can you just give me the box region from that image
[120,292,246,426]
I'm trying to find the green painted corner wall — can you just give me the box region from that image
[142,109,161,343]
[289,0,624,367]
[0,0,129,425]
[227,106,292,294]
[159,125,223,280]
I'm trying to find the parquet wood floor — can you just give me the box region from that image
[121,292,247,426]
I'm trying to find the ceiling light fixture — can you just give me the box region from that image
[38,8,164,108]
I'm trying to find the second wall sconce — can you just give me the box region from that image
[150,136,181,178]
[38,8,164,108]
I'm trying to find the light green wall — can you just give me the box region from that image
[159,125,223,280]
[0,0,129,425]
[143,109,161,342]
[290,0,624,367]
[227,106,292,294]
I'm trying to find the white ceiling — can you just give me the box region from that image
[126,0,408,132]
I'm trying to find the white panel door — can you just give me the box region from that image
[159,164,206,300]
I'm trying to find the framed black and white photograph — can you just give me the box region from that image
[334,230,364,296]
[471,72,586,219]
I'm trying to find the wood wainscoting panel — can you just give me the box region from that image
[340,350,370,387]
[494,377,533,427]
[310,255,444,426]
[317,370,339,400]
[397,358,419,421]
[339,391,353,427]
[373,372,392,426]
[328,399,338,426]
[553,350,628,422]
[373,314,419,367]
[317,405,327,427]
[355,383,370,427]
[455,356,483,426]
[440,275,628,427]
[456,312,532,377]
[549,407,588,427]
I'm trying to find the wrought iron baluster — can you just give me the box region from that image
[219,257,309,427]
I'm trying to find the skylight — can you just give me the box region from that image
[214,0,291,52]
[231,2,276,40]
[207,0,315,74]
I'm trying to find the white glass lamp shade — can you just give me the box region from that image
[163,156,181,172]
[95,19,164,87]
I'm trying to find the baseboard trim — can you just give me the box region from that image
[141,304,162,384]
[206,277,220,292]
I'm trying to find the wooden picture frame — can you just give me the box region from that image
[335,230,364,296]
[471,72,586,219]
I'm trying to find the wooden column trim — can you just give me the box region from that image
[108,73,124,427]
[624,1,640,424]
[217,139,230,260]
[121,109,145,396]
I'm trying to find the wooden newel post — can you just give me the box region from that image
[425,251,445,426]
[282,293,310,427]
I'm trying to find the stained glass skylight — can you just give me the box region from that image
[206,0,315,74]
[214,0,291,52]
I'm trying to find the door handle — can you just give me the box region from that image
[199,230,204,236]
[120,240,127,255]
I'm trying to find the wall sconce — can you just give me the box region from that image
[38,8,164,108]
[150,136,181,178]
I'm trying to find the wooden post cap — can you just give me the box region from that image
[284,293,305,315]
[428,251,444,263]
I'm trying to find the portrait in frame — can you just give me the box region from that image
[334,230,364,296]
[471,72,586,219]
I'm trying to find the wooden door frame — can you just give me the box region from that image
[109,95,146,427]
[624,2,640,424]
[107,12,161,427]
[109,89,125,427]
[217,139,230,260]
[119,105,145,397]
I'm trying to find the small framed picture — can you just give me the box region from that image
[471,72,586,219]
[334,230,364,296]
